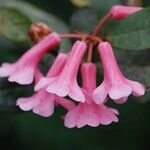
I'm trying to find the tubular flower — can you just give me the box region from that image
[64,63,118,128]
[110,5,142,20]
[93,42,145,104]
[36,41,87,102]
[17,53,75,117]
[0,32,60,85]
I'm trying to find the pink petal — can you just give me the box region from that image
[16,93,40,111]
[8,66,35,85]
[126,80,146,96]
[33,94,55,117]
[77,104,100,128]
[93,82,108,104]
[96,105,119,125]
[109,84,132,100]
[64,105,81,128]
[46,78,69,97]
[69,81,85,102]
[35,77,53,91]
[0,63,17,77]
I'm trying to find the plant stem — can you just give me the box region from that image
[93,11,111,36]
[59,34,84,39]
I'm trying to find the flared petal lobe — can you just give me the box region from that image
[0,32,60,85]
[111,5,142,20]
[65,99,118,128]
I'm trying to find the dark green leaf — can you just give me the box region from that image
[0,7,31,47]
[109,7,150,50]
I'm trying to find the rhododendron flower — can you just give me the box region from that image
[17,53,75,117]
[0,32,60,85]
[93,42,145,104]
[35,41,87,102]
[110,5,142,20]
[65,63,118,128]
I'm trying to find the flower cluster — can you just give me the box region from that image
[0,5,145,128]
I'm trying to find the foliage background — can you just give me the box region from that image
[0,0,150,149]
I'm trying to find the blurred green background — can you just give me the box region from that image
[0,0,150,150]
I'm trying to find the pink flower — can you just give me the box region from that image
[0,32,60,85]
[17,91,75,117]
[93,42,145,104]
[17,53,75,117]
[110,5,142,20]
[35,41,87,102]
[17,57,75,117]
[64,63,118,128]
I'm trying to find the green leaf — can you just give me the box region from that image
[0,0,71,50]
[0,7,31,47]
[109,7,150,50]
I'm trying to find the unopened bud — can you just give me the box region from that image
[28,22,53,44]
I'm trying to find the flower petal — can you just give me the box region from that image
[8,66,35,85]
[33,93,55,117]
[35,77,53,91]
[97,105,119,125]
[126,80,146,96]
[0,63,17,77]
[69,81,85,102]
[93,82,108,104]
[64,105,81,128]
[46,78,69,97]
[77,104,100,128]
[109,84,132,100]
[16,93,40,111]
